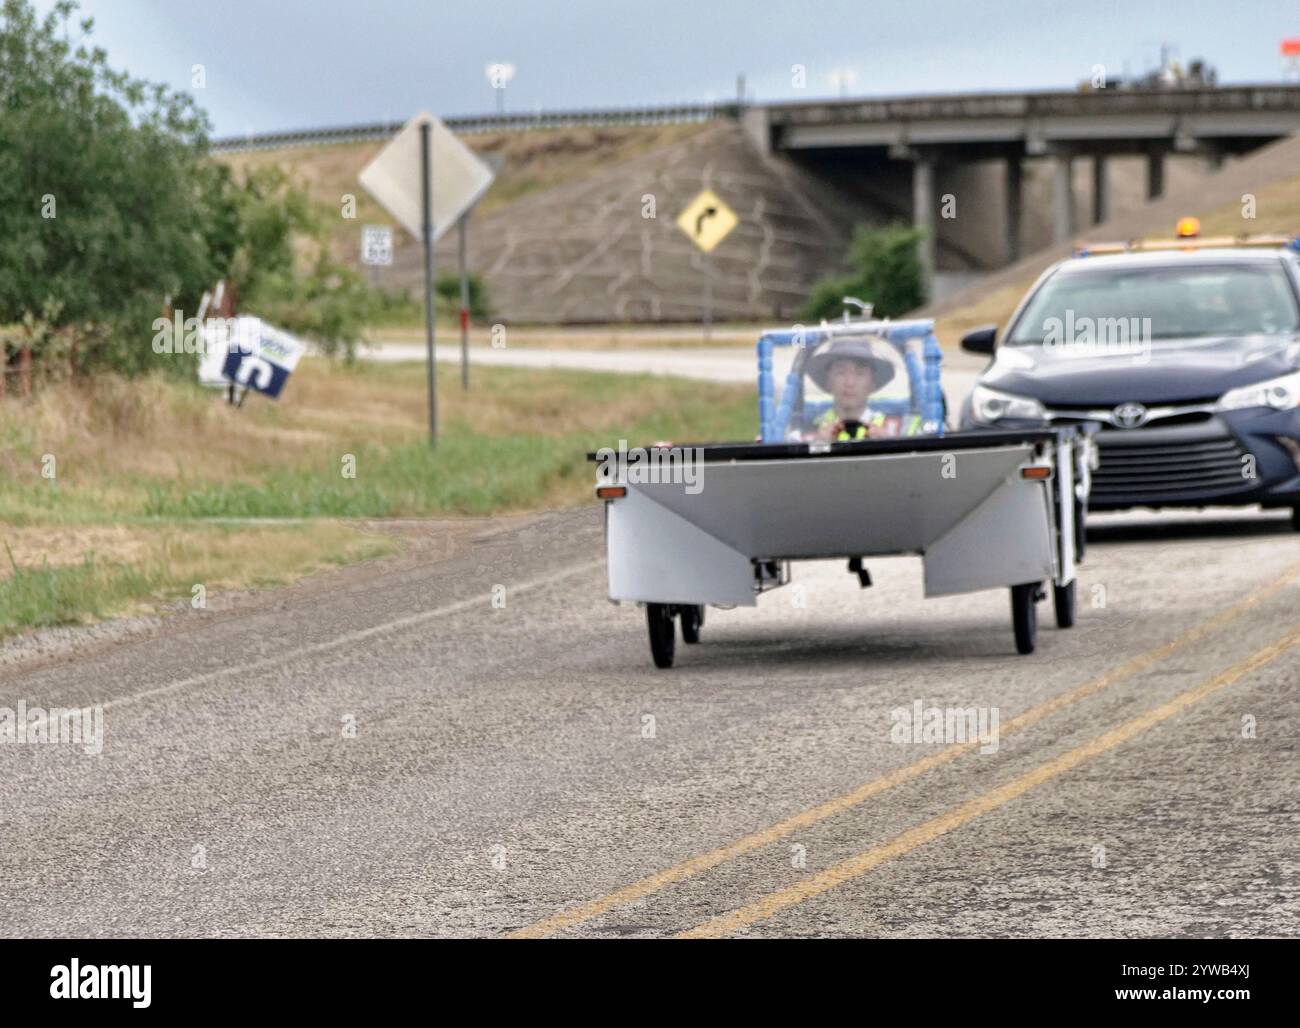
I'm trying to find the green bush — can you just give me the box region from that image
[435,272,491,320]
[800,224,926,322]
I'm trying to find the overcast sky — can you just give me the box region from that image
[33,0,1300,137]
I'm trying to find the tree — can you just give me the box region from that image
[799,224,926,322]
[0,0,220,374]
[0,0,389,376]
[218,164,381,358]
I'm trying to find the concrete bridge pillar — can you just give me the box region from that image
[1091,154,1109,225]
[911,152,936,298]
[1051,150,1075,244]
[1146,148,1166,200]
[1005,155,1022,263]
[741,106,772,156]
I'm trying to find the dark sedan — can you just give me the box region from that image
[959,238,1300,525]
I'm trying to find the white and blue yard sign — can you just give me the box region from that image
[220,320,307,399]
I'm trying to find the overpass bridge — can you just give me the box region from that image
[743,85,1300,281]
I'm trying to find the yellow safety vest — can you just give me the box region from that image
[820,410,922,440]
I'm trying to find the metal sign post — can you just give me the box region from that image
[675,188,737,345]
[357,111,497,441]
[458,211,470,391]
[704,251,713,343]
[420,122,437,446]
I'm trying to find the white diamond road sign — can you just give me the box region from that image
[358,112,495,244]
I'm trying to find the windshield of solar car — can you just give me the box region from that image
[791,338,917,438]
[1006,262,1300,344]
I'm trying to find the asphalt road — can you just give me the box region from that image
[2,504,1299,938]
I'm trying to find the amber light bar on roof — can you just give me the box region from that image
[1075,234,1300,257]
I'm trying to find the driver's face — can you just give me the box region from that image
[827,358,875,414]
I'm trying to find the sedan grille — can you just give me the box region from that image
[1093,436,1253,504]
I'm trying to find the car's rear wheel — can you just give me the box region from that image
[1053,579,1077,628]
[680,604,704,643]
[1074,496,1088,561]
[646,603,675,669]
[1292,506,1300,532]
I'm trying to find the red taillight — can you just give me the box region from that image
[596,486,627,500]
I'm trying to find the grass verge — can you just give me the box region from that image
[0,523,395,636]
[0,360,755,636]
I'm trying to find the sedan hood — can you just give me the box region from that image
[983,335,1300,406]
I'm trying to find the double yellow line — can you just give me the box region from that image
[512,562,1300,939]
[682,622,1300,937]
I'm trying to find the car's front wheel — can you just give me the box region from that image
[1010,582,1040,655]
[646,604,675,669]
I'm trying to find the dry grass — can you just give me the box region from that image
[1192,170,1300,237]
[464,123,709,216]
[0,521,394,633]
[2,524,157,571]
[0,521,388,582]
[932,281,1033,350]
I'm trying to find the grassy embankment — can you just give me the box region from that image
[218,123,708,274]
[0,360,754,636]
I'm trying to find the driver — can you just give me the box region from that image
[805,337,921,441]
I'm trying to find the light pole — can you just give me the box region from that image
[485,62,515,115]
[828,67,858,98]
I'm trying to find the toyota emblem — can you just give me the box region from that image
[1111,402,1148,429]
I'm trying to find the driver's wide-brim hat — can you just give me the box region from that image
[806,337,896,393]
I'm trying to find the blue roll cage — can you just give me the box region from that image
[756,319,945,443]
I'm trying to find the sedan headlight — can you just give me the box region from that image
[1216,371,1300,412]
[970,384,1046,424]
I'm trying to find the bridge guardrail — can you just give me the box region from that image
[210,102,744,153]
[762,84,1300,125]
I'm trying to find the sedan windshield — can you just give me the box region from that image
[1006,262,1300,344]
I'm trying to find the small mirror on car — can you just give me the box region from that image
[960,324,997,355]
